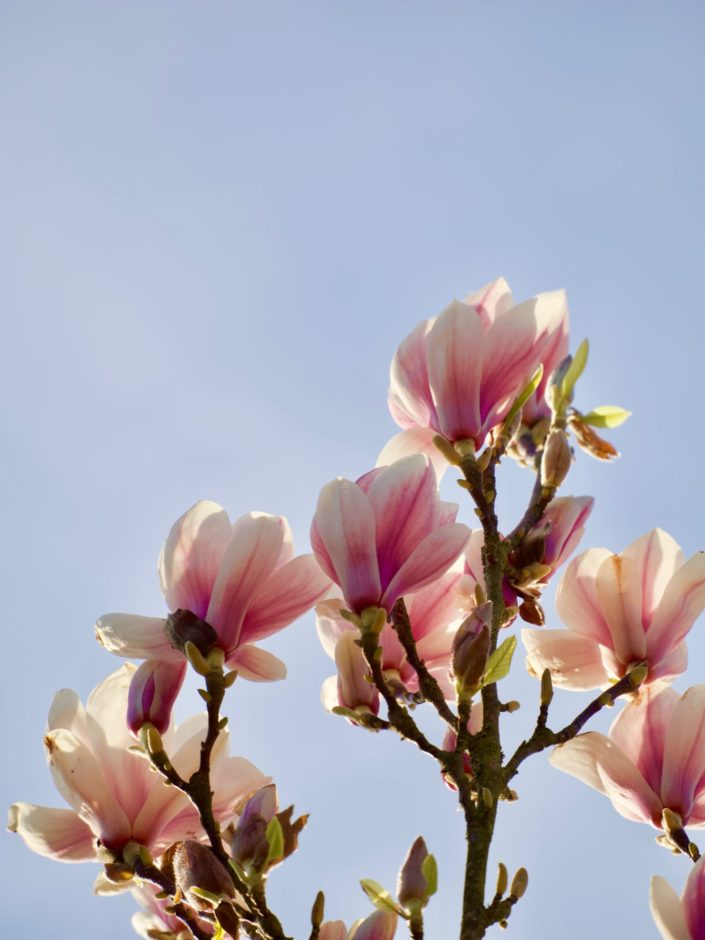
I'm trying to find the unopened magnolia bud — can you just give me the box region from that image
[495,862,508,898]
[509,867,528,900]
[452,603,493,696]
[172,840,234,908]
[165,608,218,657]
[311,890,325,929]
[540,429,572,488]
[397,836,436,911]
[504,700,521,713]
[540,669,553,707]
[231,785,278,871]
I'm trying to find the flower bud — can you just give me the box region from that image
[540,429,572,488]
[451,603,493,697]
[396,837,437,912]
[172,840,235,908]
[165,609,218,657]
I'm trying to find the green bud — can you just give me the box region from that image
[495,862,508,898]
[540,669,554,707]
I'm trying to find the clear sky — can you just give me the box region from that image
[3,2,705,937]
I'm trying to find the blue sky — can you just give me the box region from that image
[3,1,705,937]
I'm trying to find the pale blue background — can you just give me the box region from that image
[2,2,704,937]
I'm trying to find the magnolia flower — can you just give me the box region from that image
[311,455,469,616]
[523,529,705,691]
[388,277,567,450]
[550,684,705,829]
[96,500,330,731]
[317,567,467,711]
[8,665,267,864]
[650,856,705,940]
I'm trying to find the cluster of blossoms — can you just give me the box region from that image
[10,276,705,939]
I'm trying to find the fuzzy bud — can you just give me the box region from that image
[165,609,218,657]
[451,602,493,697]
[172,840,235,908]
[397,836,437,912]
[540,429,572,488]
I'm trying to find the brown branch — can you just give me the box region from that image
[390,598,458,731]
[503,666,647,783]
[130,858,213,940]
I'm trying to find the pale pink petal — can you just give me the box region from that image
[522,297,569,426]
[478,294,552,431]
[649,642,689,685]
[127,660,187,735]
[550,733,662,825]
[381,523,470,610]
[438,500,459,527]
[464,277,514,324]
[170,713,222,777]
[426,300,484,443]
[647,552,705,663]
[94,613,178,661]
[684,856,705,939]
[623,529,685,631]
[210,756,270,824]
[8,803,96,862]
[321,675,341,713]
[312,479,381,613]
[609,688,678,792]
[239,554,331,645]
[159,500,232,616]
[662,685,705,821]
[388,318,437,430]
[650,876,691,940]
[349,909,398,940]
[539,496,594,572]
[596,552,647,666]
[315,598,352,660]
[367,456,439,591]
[44,728,132,848]
[555,548,613,646]
[319,923,347,940]
[207,513,287,650]
[405,569,464,640]
[522,629,610,690]
[376,428,448,481]
[47,688,88,740]
[226,644,287,681]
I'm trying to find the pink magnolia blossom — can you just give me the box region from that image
[96,500,330,731]
[8,665,267,864]
[523,529,705,691]
[550,684,705,829]
[311,455,470,616]
[650,855,705,940]
[317,566,467,710]
[388,277,568,449]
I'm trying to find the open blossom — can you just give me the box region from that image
[388,277,568,450]
[317,567,467,711]
[550,684,705,829]
[650,855,705,940]
[311,455,469,616]
[8,665,267,864]
[523,529,705,691]
[96,500,330,732]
